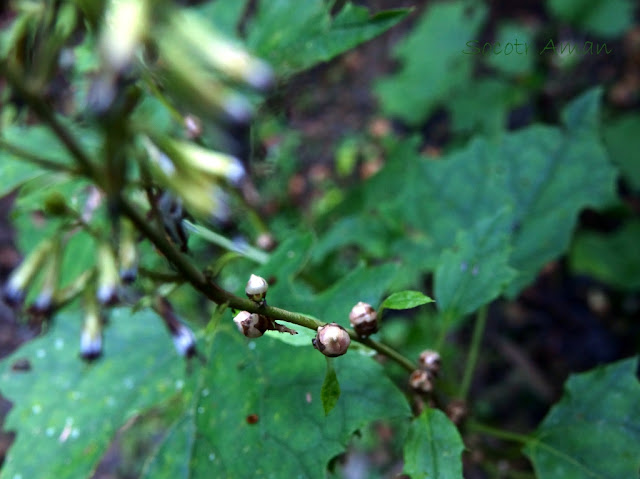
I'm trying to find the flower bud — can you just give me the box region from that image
[118,219,138,283]
[349,301,378,337]
[418,350,441,377]
[312,323,351,357]
[96,242,119,305]
[29,239,63,316]
[168,10,274,91]
[80,294,104,362]
[154,297,198,358]
[409,369,433,393]
[245,274,268,304]
[233,311,269,338]
[3,239,52,306]
[100,0,148,73]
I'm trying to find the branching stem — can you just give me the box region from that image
[3,62,417,373]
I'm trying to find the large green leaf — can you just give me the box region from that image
[321,88,617,302]
[603,113,640,191]
[0,308,186,479]
[546,0,634,38]
[141,323,411,479]
[434,208,516,318]
[402,407,465,479]
[569,220,640,291]
[248,1,408,76]
[523,357,640,479]
[375,1,487,125]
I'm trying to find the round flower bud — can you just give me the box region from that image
[418,350,441,377]
[245,274,268,304]
[409,369,434,393]
[233,311,269,338]
[349,301,378,337]
[312,323,351,357]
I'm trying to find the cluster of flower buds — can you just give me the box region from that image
[312,323,351,357]
[409,350,441,393]
[88,0,149,112]
[143,135,242,222]
[349,301,378,337]
[2,239,53,307]
[153,9,273,123]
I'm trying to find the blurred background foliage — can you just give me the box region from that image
[0,0,639,478]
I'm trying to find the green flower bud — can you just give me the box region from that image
[168,10,274,90]
[97,242,119,305]
[80,294,104,362]
[118,219,138,283]
[29,239,63,316]
[3,239,52,306]
[100,0,148,73]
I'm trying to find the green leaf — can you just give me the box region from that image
[603,113,640,191]
[375,1,487,125]
[546,0,634,38]
[248,1,408,76]
[402,407,465,479]
[192,0,248,38]
[380,290,435,312]
[569,220,640,291]
[434,208,517,318]
[0,308,186,479]
[328,88,616,302]
[321,358,341,415]
[484,22,535,76]
[141,324,411,479]
[449,79,526,134]
[523,357,640,479]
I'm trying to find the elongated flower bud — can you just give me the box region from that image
[96,242,119,305]
[3,239,52,306]
[154,297,198,358]
[144,137,230,221]
[119,219,138,283]
[168,139,246,186]
[245,274,268,305]
[100,0,148,73]
[168,11,273,90]
[80,293,104,361]
[30,239,63,316]
[54,270,93,307]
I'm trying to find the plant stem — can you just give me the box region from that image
[459,305,488,400]
[466,420,531,444]
[120,195,416,370]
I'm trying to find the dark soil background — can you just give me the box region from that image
[1,0,639,477]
